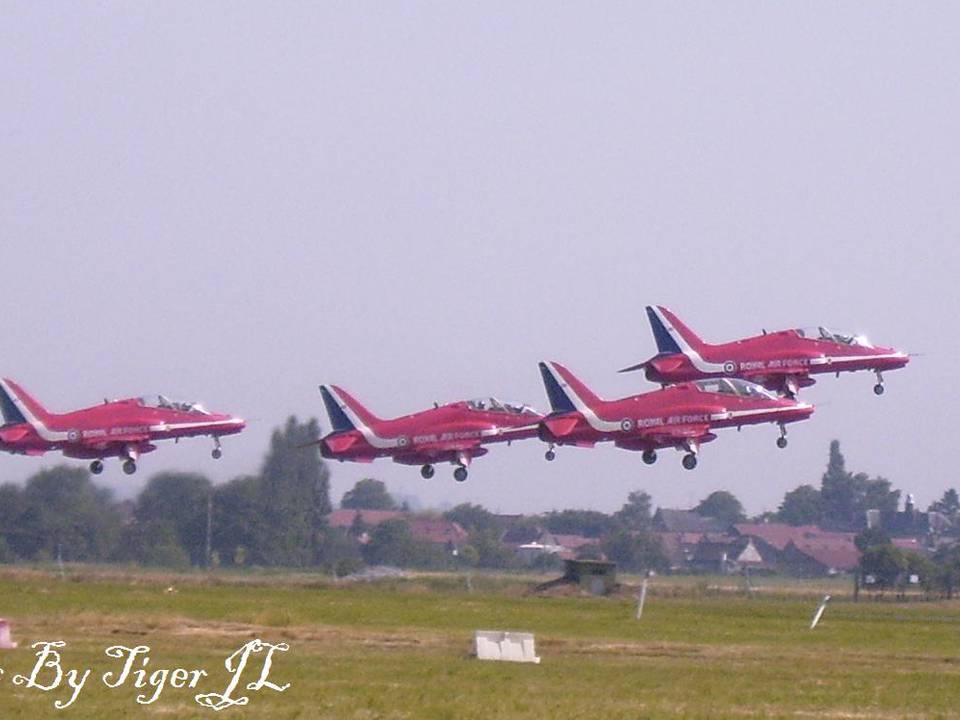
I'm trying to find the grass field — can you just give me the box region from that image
[0,567,957,719]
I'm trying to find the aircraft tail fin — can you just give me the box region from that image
[320,385,382,432]
[646,305,711,355]
[0,378,52,427]
[538,361,603,414]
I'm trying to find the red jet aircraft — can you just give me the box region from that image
[0,378,245,475]
[317,385,542,481]
[537,361,813,469]
[620,306,909,397]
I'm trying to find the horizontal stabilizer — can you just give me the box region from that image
[0,426,30,443]
[324,433,360,453]
[543,415,580,438]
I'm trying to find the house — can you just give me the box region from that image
[328,509,404,530]
[733,523,853,551]
[866,494,952,541]
[328,509,467,550]
[654,509,730,534]
[512,530,603,564]
[691,537,777,574]
[657,531,737,571]
[780,536,860,576]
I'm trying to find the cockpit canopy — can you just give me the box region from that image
[139,395,210,414]
[796,326,872,348]
[694,378,778,400]
[466,397,539,415]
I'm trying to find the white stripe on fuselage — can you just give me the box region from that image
[149,419,244,433]
[651,307,728,374]
[0,380,68,443]
[808,353,907,367]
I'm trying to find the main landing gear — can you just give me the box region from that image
[545,445,556,462]
[642,449,657,465]
[212,437,223,459]
[420,464,435,479]
[682,453,698,470]
[874,371,885,396]
[453,466,468,483]
[89,460,104,475]
[776,423,788,449]
[122,459,137,475]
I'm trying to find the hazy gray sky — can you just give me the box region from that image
[1,3,957,515]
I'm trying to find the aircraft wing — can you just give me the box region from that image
[394,440,489,465]
[641,424,716,447]
[79,433,153,449]
[411,439,484,455]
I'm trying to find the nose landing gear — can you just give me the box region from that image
[212,437,223,459]
[453,466,468,482]
[681,453,698,470]
[642,449,657,465]
[420,464,435,479]
[545,445,556,462]
[89,460,104,475]
[776,423,788,449]
[873,371,885,396]
[122,459,137,475]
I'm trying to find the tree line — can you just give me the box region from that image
[2,428,960,583]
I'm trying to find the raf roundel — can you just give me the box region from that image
[620,418,634,432]
[723,361,737,374]
[396,436,410,448]
[67,429,80,442]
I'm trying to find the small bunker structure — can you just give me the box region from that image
[535,559,618,596]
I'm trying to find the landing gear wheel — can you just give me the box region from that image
[90,460,104,475]
[682,454,698,470]
[642,449,657,465]
[122,459,137,475]
[453,466,468,482]
[873,383,885,396]
[420,464,435,479]
[211,448,223,460]
[776,436,788,449]
[545,449,556,462]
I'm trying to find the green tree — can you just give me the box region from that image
[929,489,960,518]
[694,490,745,525]
[468,530,518,569]
[777,485,822,526]
[254,416,331,566]
[861,475,900,514]
[361,519,414,566]
[443,503,499,534]
[820,440,859,527]
[212,475,262,566]
[543,509,616,538]
[820,441,901,528]
[854,526,891,553]
[614,491,654,529]
[18,466,122,562]
[860,545,908,589]
[0,483,27,559]
[602,529,667,572]
[135,472,212,566]
[341,479,397,510]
